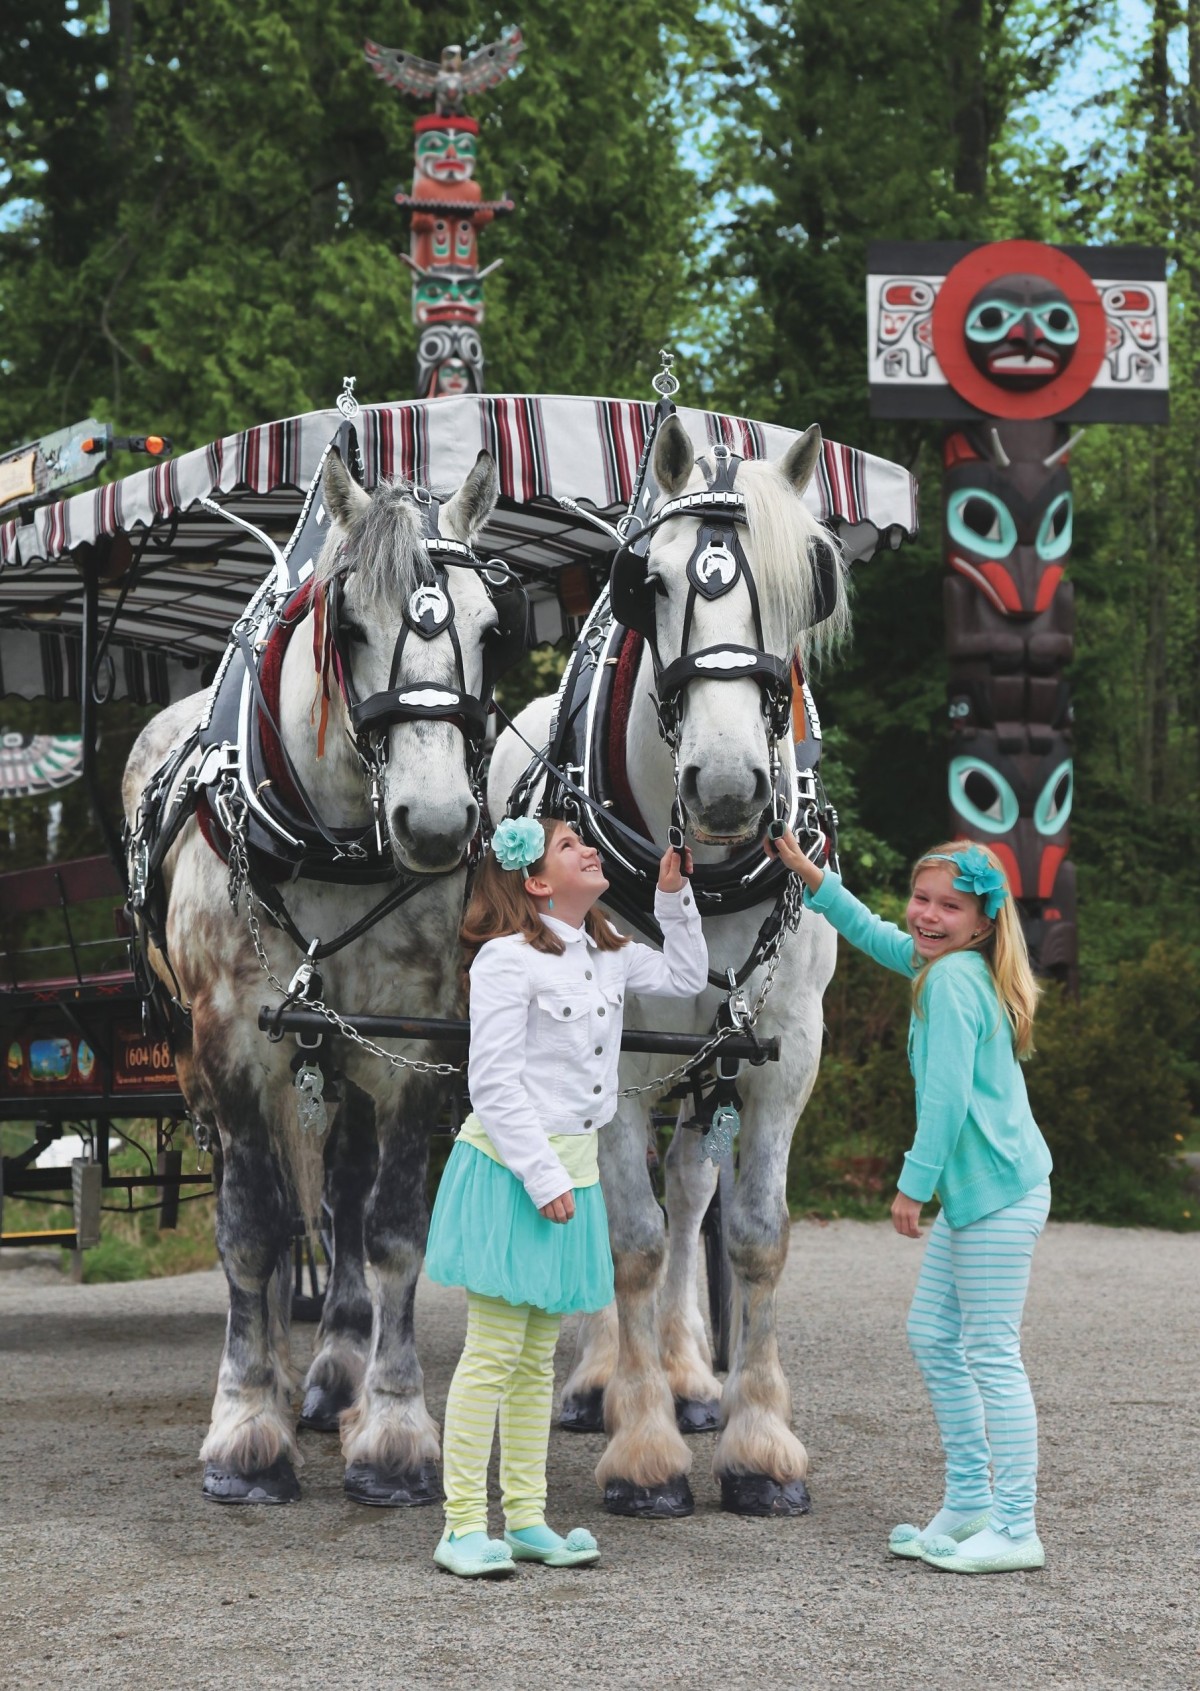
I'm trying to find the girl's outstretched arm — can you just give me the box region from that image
[767,828,917,978]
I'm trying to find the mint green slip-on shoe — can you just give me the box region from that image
[889,1511,989,1560]
[504,1527,600,1567]
[433,1534,517,1578]
[919,1530,1045,1574]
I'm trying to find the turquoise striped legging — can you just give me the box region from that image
[906,1179,1051,1539]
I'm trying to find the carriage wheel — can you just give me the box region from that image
[701,1150,735,1373]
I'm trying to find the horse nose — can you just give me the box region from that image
[679,761,771,834]
[389,796,480,872]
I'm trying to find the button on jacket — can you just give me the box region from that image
[466,886,709,1209]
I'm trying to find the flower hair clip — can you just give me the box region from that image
[927,844,1009,919]
[491,817,546,874]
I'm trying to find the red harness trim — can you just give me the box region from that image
[606,628,654,842]
[195,581,318,867]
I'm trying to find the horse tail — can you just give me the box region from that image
[275,1104,329,1236]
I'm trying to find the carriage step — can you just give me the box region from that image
[0,1228,78,1248]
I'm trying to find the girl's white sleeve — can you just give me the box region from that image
[467,945,573,1210]
[623,886,709,997]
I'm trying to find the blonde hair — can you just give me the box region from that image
[911,838,1040,1058]
[460,818,628,982]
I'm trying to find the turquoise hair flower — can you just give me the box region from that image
[491,817,546,874]
[937,844,1009,918]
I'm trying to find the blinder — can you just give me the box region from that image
[608,441,841,747]
[330,490,530,760]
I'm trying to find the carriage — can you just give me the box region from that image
[1,382,916,1515]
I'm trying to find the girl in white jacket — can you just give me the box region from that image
[426,816,707,1578]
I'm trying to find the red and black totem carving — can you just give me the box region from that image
[868,239,1169,989]
[364,30,523,397]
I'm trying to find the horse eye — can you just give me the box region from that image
[340,620,368,645]
[647,572,668,597]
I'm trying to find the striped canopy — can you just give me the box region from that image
[0,394,919,705]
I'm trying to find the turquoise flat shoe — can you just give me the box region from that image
[433,1532,517,1579]
[504,1527,600,1567]
[889,1510,990,1560]
[920,1529,1045,1574]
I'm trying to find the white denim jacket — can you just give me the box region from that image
[466,886,709,1208]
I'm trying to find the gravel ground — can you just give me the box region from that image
[1,1220,1196,1691]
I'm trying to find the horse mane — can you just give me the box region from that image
[691,453,851,665]
[314,476,425,608]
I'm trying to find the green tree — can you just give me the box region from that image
[0,1,725,455]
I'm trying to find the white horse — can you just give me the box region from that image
[124,450,505,1504]
[489,415,848,1516]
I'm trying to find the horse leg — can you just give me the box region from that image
[595,1105,694,1518]
[340,1093,441,1507]
[660,1117,723,1432]
[299,1082,378,1431]
[559,1304,619,1432]
[200,1108,300,1504]
[712,1104,810,1517]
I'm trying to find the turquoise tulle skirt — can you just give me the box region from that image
[425,1140,614,1315]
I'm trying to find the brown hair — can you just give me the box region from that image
[460,818,628,982]
[910,839,1040,1058]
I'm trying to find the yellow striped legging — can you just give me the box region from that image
[442,1291,562,1537]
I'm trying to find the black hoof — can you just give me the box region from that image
[674,1397,721,1434]
[558,1387,605,1433]
[202,1457,300,1505]
[299,1382,353,1432]
[602,1474,694,1519]
[719,1472,811,1517]
[343,1459,442,1508]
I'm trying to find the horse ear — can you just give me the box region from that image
[443,450,499,543]
[653,415,695,496]
[323,449,371,530]
[780,425,823,496]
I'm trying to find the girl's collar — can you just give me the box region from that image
[539,912,592,945]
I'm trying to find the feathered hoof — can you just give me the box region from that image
[299,1382,354,1433]
[343,1458,443,1508]
[558,1388,605,1433]
[602,1474,694,1519]
[202,1457,301,1505]
[674,1397,721,1434]
[719,1472,811,1517]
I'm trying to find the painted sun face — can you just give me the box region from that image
[415,128,477,185]
[964,275,1079,389]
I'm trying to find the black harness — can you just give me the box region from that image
[127,421,529,1030]
[504,401,839,991]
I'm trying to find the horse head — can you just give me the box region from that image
[314,448,512,873]
[617,414,849,845]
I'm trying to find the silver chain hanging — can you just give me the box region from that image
[617,876,804,1100]
[219,777,466,1079]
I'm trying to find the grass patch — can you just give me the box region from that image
[1,1120,219,1282]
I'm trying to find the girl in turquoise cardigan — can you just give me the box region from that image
[772,831,1052,1575]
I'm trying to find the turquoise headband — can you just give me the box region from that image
[923,844,1008,919]
[491,816,546,874]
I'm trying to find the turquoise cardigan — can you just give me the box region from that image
[806,871,1052,1227]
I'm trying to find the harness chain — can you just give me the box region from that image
[616,874,803,1099]
[221,778,466,1079]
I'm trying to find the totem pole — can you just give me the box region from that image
[867,240,1169,989]
[364,30,523,397]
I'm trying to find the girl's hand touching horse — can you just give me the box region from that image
[657,844,694,892]
[765,826,825,895]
